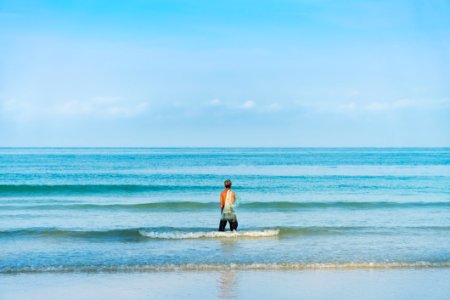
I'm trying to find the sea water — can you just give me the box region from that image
[1,148,450,273]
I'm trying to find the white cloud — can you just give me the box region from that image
[55,100,94,115]
[0,96,149,119]
[206,98,257,110]
[365,102,387,111]
[263,102,283,112]
[336,102,357,112]
[241,100,256,109]
[209,98,222,106]
[296,98,450,114]
[205,98,287,114]
[363,98,449,112]
[207,98,284,113]
[0,98,35,120]
[52,96,148,117]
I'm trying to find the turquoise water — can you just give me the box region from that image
[1,148,450,273]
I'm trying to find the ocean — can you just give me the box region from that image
[1,148,450,273]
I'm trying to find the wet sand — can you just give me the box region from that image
[2,269,450,300]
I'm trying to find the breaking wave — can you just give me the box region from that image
[2,226,449,241]
[138,229,279,239]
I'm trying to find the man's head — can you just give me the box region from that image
[224,179,232,188]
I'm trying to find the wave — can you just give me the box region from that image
[2,261,450,274]
[0,228,143,240]
[3,201,450,211]
[0,184,216,195]
[1,201,216,211]
[243,201,450,210]
[138,229,279,239]
[0,228,280,240]
[2,226,449,240]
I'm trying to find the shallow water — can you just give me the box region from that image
[1,148,450,273]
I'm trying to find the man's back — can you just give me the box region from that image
[218,180,238,232]
[220,189,235,209]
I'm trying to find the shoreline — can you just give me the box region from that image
[2,261,450,274]
[2,268,450,300]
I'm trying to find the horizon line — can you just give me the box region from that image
[0,146,449,149]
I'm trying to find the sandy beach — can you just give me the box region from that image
[2,268,450,300]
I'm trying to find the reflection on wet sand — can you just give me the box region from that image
[217,239,238,298]
[217,270,237,299]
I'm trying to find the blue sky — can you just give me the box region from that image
[1,0,449,146]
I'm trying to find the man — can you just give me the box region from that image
[218,179,238,232]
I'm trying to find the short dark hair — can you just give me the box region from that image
[224,179,232,188]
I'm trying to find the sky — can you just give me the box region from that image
[0,0,449,147]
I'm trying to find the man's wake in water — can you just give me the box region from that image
[218,179,238,232]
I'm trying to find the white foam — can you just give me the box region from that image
[3,262,450,274]
[138,229,280,239]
